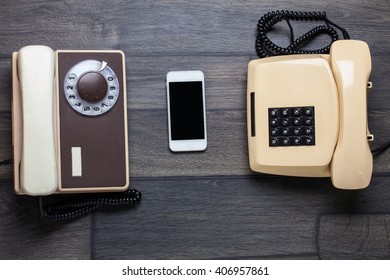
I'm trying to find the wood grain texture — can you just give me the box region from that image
[92,175,390,259]
[0,180,91,259]
[0,0,389,260]
[318,215,390,259]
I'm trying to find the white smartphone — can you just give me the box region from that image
[166,70,207,152]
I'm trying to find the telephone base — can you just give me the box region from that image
[247,40,373,190]
[12,46,130,195]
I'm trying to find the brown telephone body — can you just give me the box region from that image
[12,45,129,196]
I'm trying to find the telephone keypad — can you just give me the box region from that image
[268,106,315,147]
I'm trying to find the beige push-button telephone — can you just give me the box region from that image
[247,40,373,189]
[12,45,129,196]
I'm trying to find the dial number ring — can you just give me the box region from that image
[64,59,120,116]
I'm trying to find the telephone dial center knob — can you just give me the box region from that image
[77,72,108,103]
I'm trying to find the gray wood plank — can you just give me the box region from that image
[91,175,390,259]
[318,214,390,259]
[0,1,388,55]
[0,180,91,259]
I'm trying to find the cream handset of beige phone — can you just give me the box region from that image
[247,40,373,190]
[18,46,58,195]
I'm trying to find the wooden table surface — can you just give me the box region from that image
[0,0,389,259]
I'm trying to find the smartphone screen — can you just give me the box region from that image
[168,81,205,140]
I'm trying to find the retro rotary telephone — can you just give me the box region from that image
[247,11,375,190]
[11,45,141,221]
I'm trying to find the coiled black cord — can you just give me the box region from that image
[38,189,142,222]
[255,11,390,157]
[256,10,350,57]
[0,158,141,222]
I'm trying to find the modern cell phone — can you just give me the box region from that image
[166,70,207,152]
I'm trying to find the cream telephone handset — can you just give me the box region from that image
[248,12,374,190]
[12,45,141,221]
[17,46,58,195]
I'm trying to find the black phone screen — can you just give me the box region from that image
[169,81,205,140]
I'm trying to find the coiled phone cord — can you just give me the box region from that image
[0,159,141,222]
[255,10,390,154]
[256,10,350,58]
[38,189,142,222]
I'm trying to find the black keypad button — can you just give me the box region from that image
[281,108,290,117]
[304,126,314,135]
[303,117,314,126]
[269,108,279,117]
[270,118,280,126]
[291,137,302,145]
[293,127,302,135]
[270,128,280,136]
[293,107,302,116]
[304,107,314,116]
[268,106,315,147]
[269,137,280,146]
[281,127,291,136]
[293,117,302,126]
[281,137,290,145]
[304,136,315,145]
[281,117,291,126]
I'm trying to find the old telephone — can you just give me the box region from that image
[247,11,374,190]
[12,45,140,220]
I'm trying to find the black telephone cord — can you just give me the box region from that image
[38,189,142,222]
[255,10,390,155]
[256,10,350,58]
[0,159,142,222]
